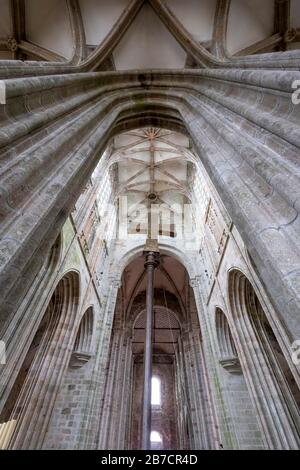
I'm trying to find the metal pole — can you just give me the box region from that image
[141,246,159,450]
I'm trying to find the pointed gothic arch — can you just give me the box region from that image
[0,270,80,450]
[228,268,300,449]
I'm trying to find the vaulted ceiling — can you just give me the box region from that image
[111,128,193,236]
[108,128,194,355]
[122,253,188,309]
[0,0,299,68]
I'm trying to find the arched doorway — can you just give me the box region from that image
[0,271,80,449]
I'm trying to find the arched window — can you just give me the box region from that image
[151,376,161,406]
[150,431,162,444]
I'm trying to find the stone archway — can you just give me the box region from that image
[98,252,217,450]
[0,270,80,449]
[228,269,300,449]
[215,306,264,449]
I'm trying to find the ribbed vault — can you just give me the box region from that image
[0,0,299,71]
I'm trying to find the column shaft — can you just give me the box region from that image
[141,251,159,450]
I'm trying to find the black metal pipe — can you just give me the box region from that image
[141,249,159,450]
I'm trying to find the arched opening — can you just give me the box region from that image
[131,303,180,450]
[150,430,163,450]
[214,306,264,448]
[229,269,300,447]
[151,376,161,406]
[0,271,80,450]
[245,279,300,412]
[99,251,216,450]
